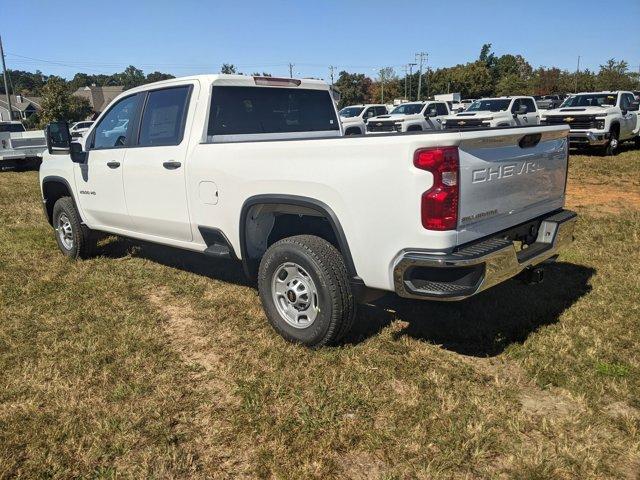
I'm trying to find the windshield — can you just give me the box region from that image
[390,104,423,115]
[561,93,618,108]
[339,107,364,118]
[0,123,26,133]
[466,99,511,112]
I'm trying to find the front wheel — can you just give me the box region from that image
[257,235,356,347]
[52,197,97,259]
[603,129,619,156]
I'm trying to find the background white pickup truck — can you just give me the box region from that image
[540,91,640,155]
[443,97,540,130]
[366,101,450,133]
[0,121,47,170]
[39,74,576,347]
[338,104,388,135]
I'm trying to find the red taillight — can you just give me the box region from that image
[414,147,459,230]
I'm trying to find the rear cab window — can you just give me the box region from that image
[206,86,339,142]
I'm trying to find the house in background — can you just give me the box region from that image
[72,85,124,120]
[0,94,43,122]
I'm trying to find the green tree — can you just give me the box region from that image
[38,77,92,127]
[370,67,400,103]
[596,59,635,91]
[495,73,529,96]
[145,71,175,83]
[221,63,238,74]
[117,65,146,90]
[334,71,372,108]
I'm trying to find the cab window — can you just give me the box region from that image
[522,98,536,113]
[92,94,140,149]
[138,86,191,147]
[435,103,448,116]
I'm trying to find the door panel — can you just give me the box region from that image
[123,84,195,242]
[74,93,141,229]
[74,149,128,228]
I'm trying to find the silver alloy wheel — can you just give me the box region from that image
[56,213,74,250]
[610,136,618,150]
[271,262,319,329]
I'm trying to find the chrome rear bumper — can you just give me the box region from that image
[393,210,577,301]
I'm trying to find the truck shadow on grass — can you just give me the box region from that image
[348,262,595,357]
[98,238,593,357]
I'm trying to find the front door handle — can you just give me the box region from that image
[163,161,182,170]
[107,161,120,169]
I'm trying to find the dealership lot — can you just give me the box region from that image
[0,148,638,478]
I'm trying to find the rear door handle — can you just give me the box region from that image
[163,161,182,170]
[107,161,120,169]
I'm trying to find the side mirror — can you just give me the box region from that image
[516,105,528,115]
[628,101,639,112]
[45,121,71,155]
[70,141,87,164]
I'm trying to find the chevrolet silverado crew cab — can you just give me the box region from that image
[39,74,577,347]
[0,121,47,170]
[540,91,640,155]
[443,97,540,130]
[367,101,450,133]
[339,104,388,135]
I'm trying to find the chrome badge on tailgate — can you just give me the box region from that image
[471,160,545,184]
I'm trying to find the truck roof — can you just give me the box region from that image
[125,74,331,95]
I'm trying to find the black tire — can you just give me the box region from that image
[345,127,362,136]
[257,235,356,347]
[634,136,640,149]
[407,125,422,132]
[603,127,620,156]
[52,197,97,259]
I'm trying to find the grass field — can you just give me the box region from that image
[1,147,639,479]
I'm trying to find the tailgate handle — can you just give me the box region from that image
[519,133,542,149]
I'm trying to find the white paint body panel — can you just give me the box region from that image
[40,75,570,293]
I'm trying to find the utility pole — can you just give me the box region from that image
[379,69,385,103]
[288,63,294,78]
[408,62,417,101]
[328,65,336,86]
[0,35,13,121]
[403,65,408,100]
[574,55,580,93]
[415,52,427,101]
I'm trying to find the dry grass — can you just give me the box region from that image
[0,146,639,479]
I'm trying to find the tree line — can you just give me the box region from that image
[1,65,175,128]
[3,45,639,127]
[335,44,639,108]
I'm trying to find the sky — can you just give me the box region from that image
[3,0,640,81]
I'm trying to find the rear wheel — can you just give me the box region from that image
[258,235,356,347]
[603,128,619,156]
[52,197,97,259]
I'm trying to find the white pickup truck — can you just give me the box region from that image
[443,97,540,130]
[0,121,47,170]
[540,91,640,155]
[39,74,577,347]
[338,104,388,135]
[367,101,450,133]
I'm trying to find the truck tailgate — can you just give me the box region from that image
[457,125,569,244]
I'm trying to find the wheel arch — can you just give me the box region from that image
[239,194,358,281]
[41,176,81,226]
[344,126,363,135]
[609,121,620,134]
